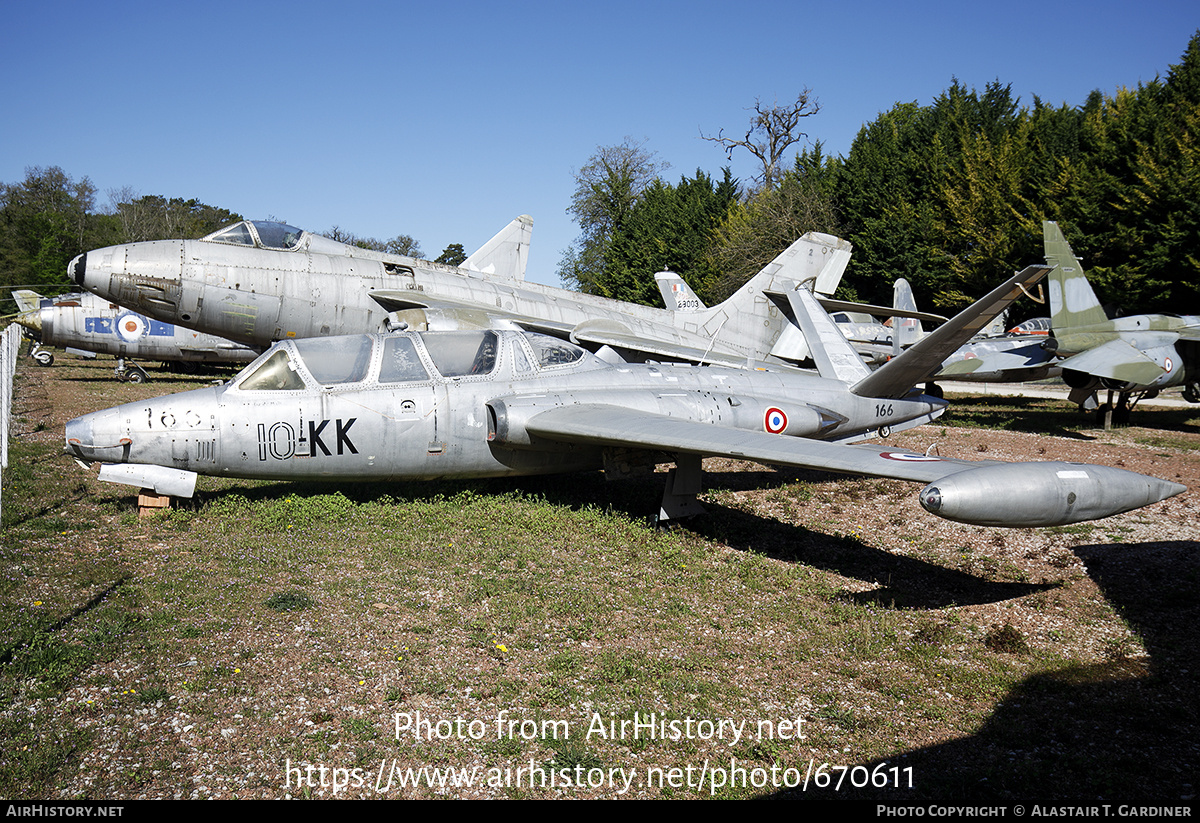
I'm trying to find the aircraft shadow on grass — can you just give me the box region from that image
[768,539,1199,802]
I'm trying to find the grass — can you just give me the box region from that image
[0,355,1195,799]
[942,392,1200,437]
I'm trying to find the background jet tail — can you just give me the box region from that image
[655,271,706,311]
[1044,221,1108,331]
[891,278,923,357]
[702,232,853,363]
[460,214,533,280]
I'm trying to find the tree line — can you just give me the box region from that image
[560,32,1200,319]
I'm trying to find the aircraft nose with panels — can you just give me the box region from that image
[68,221,382,345]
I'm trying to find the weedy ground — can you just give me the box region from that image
[1,354,1197,800]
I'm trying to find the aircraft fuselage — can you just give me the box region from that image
[65,331,945,484]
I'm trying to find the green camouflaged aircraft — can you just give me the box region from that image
[1046,221,1200,421]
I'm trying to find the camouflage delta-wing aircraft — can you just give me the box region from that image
[1044,221,1200,419]
[67,217,855,371]
[66,263,1184,529]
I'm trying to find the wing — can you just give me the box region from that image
[1055,338,1169,385]
[524,403,981,483]
[937,338,1058,379]
[521,404,1185,527]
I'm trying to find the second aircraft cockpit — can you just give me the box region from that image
[230,330,604,393]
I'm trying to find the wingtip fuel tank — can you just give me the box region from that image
[918,461,1185,527]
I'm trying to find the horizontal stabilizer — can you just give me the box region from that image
[816,296,946,324]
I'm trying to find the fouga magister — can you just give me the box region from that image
[64,266,1185,527]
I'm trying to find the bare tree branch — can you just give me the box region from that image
[701,90,821,190]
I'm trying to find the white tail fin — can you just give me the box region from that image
[655,271,706,311]
[461,215,533,280]
[700,232,853,364]
[892,279,923,357]
[787,287,872,383]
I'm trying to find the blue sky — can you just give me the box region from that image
[2,0,1196,285]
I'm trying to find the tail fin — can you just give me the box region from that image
[700,232,853,363]
[891,278,923,357]
[1044,221,1107,330]
[461,215,533,280]
[11,290,44,313]
[655,271,706,311]
[786,287,872,383]
[852,265,1052,399]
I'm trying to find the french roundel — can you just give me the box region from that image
[764,407,788,434]
[115,312,147,342]
[880,451,943,463]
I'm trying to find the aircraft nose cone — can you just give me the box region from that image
[65,408,131,464]
[64,414,95,458]
[70,252,87,287]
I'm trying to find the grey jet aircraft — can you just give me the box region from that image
[12,290,257,381]
[1044,221,1200,419]
[65,264,1184,529]
[67,217,857,371]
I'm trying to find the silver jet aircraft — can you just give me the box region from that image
[65,265,1184,528]
[67,217,856,370]
[12,290,257,381]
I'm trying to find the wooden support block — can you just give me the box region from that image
[138,488,172,516]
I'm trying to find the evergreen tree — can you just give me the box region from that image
[600,169,740,306]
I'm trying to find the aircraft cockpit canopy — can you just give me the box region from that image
[233,330,598,392]
[293,336,374,384]
[203,220,304,250]
[234,336,374,391]
[420,331,499,377]
[238,349,304,391]
[525,334,587,368]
